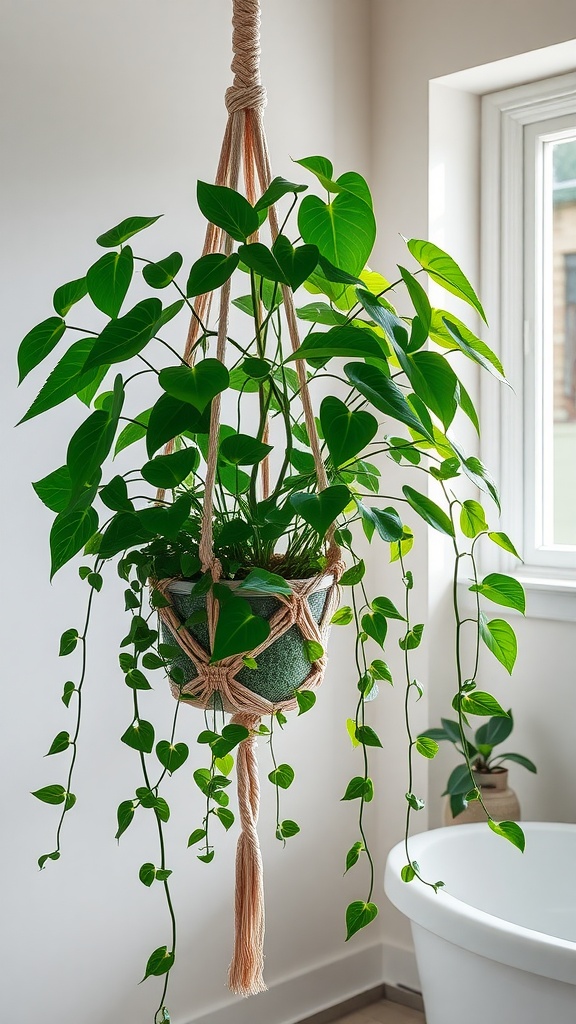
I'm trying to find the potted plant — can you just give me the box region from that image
[18,150,527,1024]
[423,711,537,823]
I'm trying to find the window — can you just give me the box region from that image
[481,72,576,582]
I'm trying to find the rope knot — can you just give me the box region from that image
[225,83,267,114]
[199,664,234,692]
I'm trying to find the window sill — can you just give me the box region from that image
[457,572,576,622]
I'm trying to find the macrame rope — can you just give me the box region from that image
[152,0,343,997]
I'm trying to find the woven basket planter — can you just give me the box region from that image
[161,575,335,706]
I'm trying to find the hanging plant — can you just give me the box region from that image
[18,2,526,1020]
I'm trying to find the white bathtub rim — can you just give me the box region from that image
[385,822,576,986]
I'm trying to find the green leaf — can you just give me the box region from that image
[304,640,324,663]
[100,475,133,512]
[220,433,272,466]
[114,409,151,456]
[487,819,525,852]
[155,741,189,774]
[268,764,295,790]
[407,239,487,323]
[360,505,404,543]
[236,569,292,596]
[290,485,350,538]
[46,731,71,756]
[211,592,270,662]
[215,807,235,830]
[276,819,301,840]
[409,351,459,431]
[96,215,161,248]
[197,850,215,864]
[38,851,61,870]
[59,628,79,656]
[159,360,229,412]
[488,532,522,560]
[142,448,199,489]
[345,841,364,873]
[345,362,433,441]
[146,393,210,458]
[346,718,360,748]
[272,235,319,291]
[187,829,207,847]
[336,170,373,208]
[17,317,66,383]
[143,252,183,289]
[444,763,474,797]
[53,277,88,317]
[497,752,537,773]
[402,486,454,536]
[197,181,259,242]
[298,191,376,276]
[479,617,517,674]
[415,736,439,759]
[331,606,354,626]
[341,776,371,801]
[50,506,99,578]
[82,298,161,372]
[339,561,365,586]
[406,792,425,811]
[139,863,156,887]
[254,176,307,212]
[154,298,184,331]
[115,799,136,839]
[186,252,240,297]
[320,396,378,467]
[238,241,289,284]
[294,155,341,192]
[142,946,174,981]
[125,669,152,691]
[361,611,387,648]
[460,691,509,717]
[430,309,506,381]
[475,712,513,748]
[399,265,431,334]
[33,465,72,513]
[287,324,386,363]
[371,596,405,620]
[86,246,133,318]
[62,681,75,707]
[460,499,488,538]
[215,753,234,776]
[471,574,525,614]
[121,719,155,754]
[401,864,416,883]
[32,784,67,805]
[296,301,347,326]
[399,623,425,650]
[355,725,382,748]
[345,900,378,940]
[99,512,150,559]
[371,660,393,683]
[296,690,316,715]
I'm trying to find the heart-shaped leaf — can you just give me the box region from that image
[320,396,378,467]
[186,252,240,297]
[402,486,454,536]
[238,242,289,284]
[254,176,308,212]
[141,448,199,489]
[197,182,259,242]
[236,569,292,596]
[17,316,66,383]
[359,505,404,542]
[479,616,517,674]
[86,246,133,318]
[53,277,88,317]
[298,191,376,276]
[219,433,272,466]
[143,252,183,289]
[146,394,210,458]
[345,900,379,940]
[487,819,525,852]
[211,593,270,662]
[155,740,189,774]
[470,573,525,615]
[159,360,229,412]
[272,235,319,290]
[407,239,486,322]
[290,484,351,537]
[288,325,386,364]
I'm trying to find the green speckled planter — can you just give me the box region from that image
[162,578,332,704]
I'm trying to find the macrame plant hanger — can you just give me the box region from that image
[152,0,343,997]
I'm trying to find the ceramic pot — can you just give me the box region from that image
[160,575,334,704]
[443,767,520,825]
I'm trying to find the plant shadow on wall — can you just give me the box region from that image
[18,154,526,1022]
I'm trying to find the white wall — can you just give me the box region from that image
[370,0,576,984]
[0,3,378,1023]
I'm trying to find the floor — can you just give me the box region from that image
[335,1000,424,1024]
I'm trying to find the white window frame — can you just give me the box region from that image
[481,72,576,599]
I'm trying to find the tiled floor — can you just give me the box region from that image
[335,1000,424,1024]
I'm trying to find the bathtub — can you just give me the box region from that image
[384,822,576,1024]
